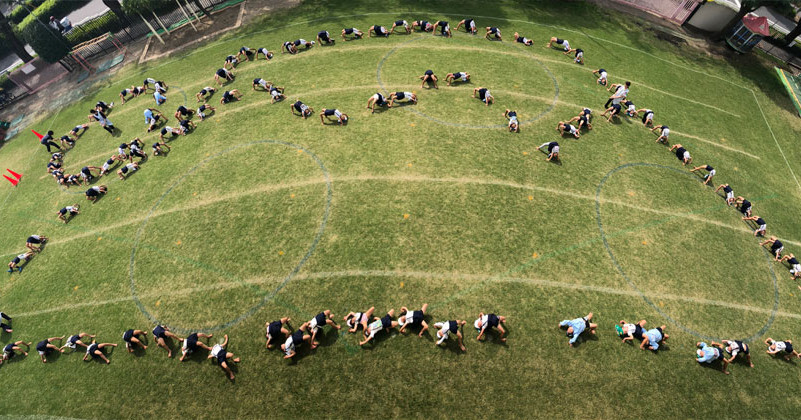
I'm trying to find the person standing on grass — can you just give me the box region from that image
[559,312,597,347]
[360,310,398,346]
[455,18,477,34]
[780,253,801,279]
[122,329,147,352]
[538,141,560,162]
[83,340,117,364]
[39,130,62,153]
[26,235,47,253]
[475,312,507,342]
[690,164,716,185]
[605,81,630,108]
[0,311,12,333]
[765,337,801,360]
[640,325,668,351]
[695,341,727,374]
[308,310,341,349]
[37,337,64,363]
[669,144,692,165]
[265,318,291,349]
[743,215,767,237]
[61,332,94,351]
[152,325,182,358]
[715,183,735,205]
[2,341,30,363]
[435,320,467,352]
[8,251,34,273]
[760,236,784,260]
[344,308,375,333]
[209,334,241,381]
[399,304,430,337]
[617,319,647,343]
[735,196,752,217]
[179,332,213,361]
[282,323,312,359]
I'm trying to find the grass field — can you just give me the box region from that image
[1,0,801,418]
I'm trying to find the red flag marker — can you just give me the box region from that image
[31,129,43,140]
[6,169,21,180]
[3,175,18,186]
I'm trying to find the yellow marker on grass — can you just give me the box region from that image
[403,214,410,219]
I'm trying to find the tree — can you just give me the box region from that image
[102,0,129,24]
[0,10,33,62]
[190,0,211,19]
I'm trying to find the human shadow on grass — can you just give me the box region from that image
[388,101,416,109]
[538,149,563,166]
[698,359,728,374]
[358,330,399,351]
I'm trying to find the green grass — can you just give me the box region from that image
[1,0,801,418]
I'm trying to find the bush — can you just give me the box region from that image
[65,11,124,46]
[15,0,92,36]
[7,0,46,25]
[19,18,70,63]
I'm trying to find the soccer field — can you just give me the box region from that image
[1,0,801,418]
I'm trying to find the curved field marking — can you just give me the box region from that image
[4,173,793,260]
[13,269,799,321]
[596,163,779,342]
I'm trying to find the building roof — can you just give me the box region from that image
[743,14,770,36]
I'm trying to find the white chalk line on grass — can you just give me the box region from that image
[14,269,800,320]
[670,130,760,160]
[751,91,801,196]
[3,172,793,260]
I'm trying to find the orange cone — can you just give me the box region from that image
[31,129,43,140]
[6,169,21,180]
[3,175,18,186]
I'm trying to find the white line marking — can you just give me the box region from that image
[751,90,801,196]
[13,269,798,320]
[670,130,760,160]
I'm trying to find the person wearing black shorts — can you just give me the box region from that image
[236,46,255,61]
[368,25,389,37]
[455,18,476,34]
[291,100,314,118]
[0,311,12,333]
[39,130,62,153]
[359,310,398,346]
[36,336,64,363]
[7,251,34,273]
[390,20,410,34]
[538,141,560,162]
[341,27,363,40]
[174,105,195,122]
[398,303,429,337]
[433,20,451,37]
[214,68,235,86]
[474,312,507,342]
[26,235,48,252]
[2,341,30,363]
[265,317,291,349]
[317,30,335,45]
[307,310,341,349]
[196,86,216,102]
[367,93,388,113]
[82,340,117,364]
[281,323,311,359]
[765,337,800,360]
[152,325,182,358]
[485,26,501,40]
[179,332,213,361]
[735,196,752,217]
[60,332,94,351]
[208,334,240,380]
[419,69,438,89]
[220,89,242,105]
[122,328,147,353]
[223,55,238,70]
[760,236,784,260]
[715,339,753,374]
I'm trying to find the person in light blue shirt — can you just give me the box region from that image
[144,108,163,132]
[154,91,167,105]
[695,341,727,374]
[640,325,668,351]
[559,312,596,347]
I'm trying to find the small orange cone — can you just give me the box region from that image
[6,169,21,181]
[3,175,18,186]
[31,130,43,140]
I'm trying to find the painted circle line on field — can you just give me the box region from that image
[595,162,778,343]
[128,140,332,334]
[376,36,560,129]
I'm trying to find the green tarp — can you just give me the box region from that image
[775,67,801,117]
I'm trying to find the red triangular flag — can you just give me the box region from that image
[3,175,18,186]
[31,129,43,140]
[6,169,21,180]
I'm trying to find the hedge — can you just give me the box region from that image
[65,11,125,46]
[19,17,69,63]
[16,0,92,36]
[7,0,46,25]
